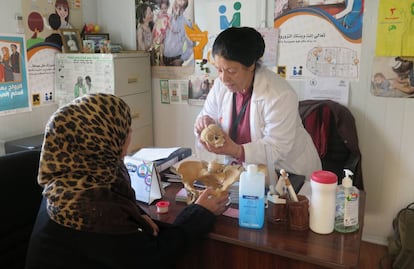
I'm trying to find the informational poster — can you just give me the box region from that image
[27,44,61,107]
[54,54,114,107]
[168,79,189,104]
[376,0,414,56]
[274,0,364,81]
[22,0,83,107]
[0,34,30,115]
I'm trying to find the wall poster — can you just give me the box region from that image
[0,34,30,116]
[54,54,115,107]
[274,0,364,81]
[22,0,83,107]
[376,0,414,57]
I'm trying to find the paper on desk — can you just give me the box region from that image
[132,147,180,161]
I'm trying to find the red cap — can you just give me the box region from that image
[311,170,337,184]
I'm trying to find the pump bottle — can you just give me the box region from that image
[334,169,359,233]
[239,164,265,229]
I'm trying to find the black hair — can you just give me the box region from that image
[48,13,61,30]
[136,3,154,31]
[212,27,265,67]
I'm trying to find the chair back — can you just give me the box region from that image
[0,150,42,269]
[299,100,364,190]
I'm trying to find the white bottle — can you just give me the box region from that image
[334,169,359,233]
[239,164,265,229]
[309,170,338,234]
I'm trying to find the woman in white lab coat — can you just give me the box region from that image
[194,27,321,179]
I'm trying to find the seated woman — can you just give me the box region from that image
[25,93,229,269]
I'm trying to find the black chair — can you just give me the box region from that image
[0,150,42,269]
[299,99,364,190]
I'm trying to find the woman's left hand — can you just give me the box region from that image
[142,214,159,236]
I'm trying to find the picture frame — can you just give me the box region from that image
[82,40,95,53]
[60,29,82,53]
[84,33,110,53]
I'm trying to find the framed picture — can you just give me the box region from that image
[82,40,95,53]
[84,33,110,53]
[60,29,82,53]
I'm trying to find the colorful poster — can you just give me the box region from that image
[22,0,83,107]
[136,0,194,67]
[371,56,414,97]
[22,0,83,50]
[376,0,414,56]
[274,0,364,81]
[0,34,30,115]
[194,0,266,61]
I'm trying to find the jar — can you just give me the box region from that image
[309,170,338,234]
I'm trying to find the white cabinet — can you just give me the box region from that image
[112,52,153,153]
[55,52,153,153]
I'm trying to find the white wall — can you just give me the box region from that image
[1,0,413,245]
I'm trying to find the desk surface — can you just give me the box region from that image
[140,183,365,269]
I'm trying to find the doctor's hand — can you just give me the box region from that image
[194,115,216,135]
[203,132,243,160]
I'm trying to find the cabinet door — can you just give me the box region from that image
[114,55,151,97]
[121,92,153,152]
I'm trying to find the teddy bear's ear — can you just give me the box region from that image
[200,124,225,148]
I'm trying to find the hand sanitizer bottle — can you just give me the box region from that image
[334,169,359,233]
[239,164,265,229]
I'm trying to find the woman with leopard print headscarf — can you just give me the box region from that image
[26,93,229,269]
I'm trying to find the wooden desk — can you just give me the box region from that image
[140,183,365,269]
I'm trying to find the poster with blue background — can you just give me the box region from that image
[0,34,30,115]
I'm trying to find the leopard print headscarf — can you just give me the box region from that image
[39,93,152,234]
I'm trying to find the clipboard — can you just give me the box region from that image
[124,156,164,204]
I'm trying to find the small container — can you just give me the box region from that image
[267,197,288,225]
[239,164,265,229]
[309,170,338,234]
[156,201,170,214]
[287,195,309,231]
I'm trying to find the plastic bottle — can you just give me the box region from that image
[239,164,265,229]
[309,170,338,234]
[334,169,359,233]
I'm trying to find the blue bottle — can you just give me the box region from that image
[239,164,265,229]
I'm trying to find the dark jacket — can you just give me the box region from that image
[25,198,215,269]
[299,99,363,190]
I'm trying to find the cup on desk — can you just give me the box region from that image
[287,195,309,231]
[267,200,288,225]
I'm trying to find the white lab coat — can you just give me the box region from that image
[197,66,321,179]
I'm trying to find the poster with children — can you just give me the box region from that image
[371,56,414,98]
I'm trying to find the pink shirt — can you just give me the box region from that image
[232,91,252,162]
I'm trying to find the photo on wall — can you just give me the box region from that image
[371,56,414,98]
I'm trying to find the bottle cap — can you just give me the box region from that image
[247,164,258,174]
[156,200,170,214]
[311,170,337,184]
[342,169,354,188]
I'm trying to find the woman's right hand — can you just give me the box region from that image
[195,188,230,216]
[194,115,215,136]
